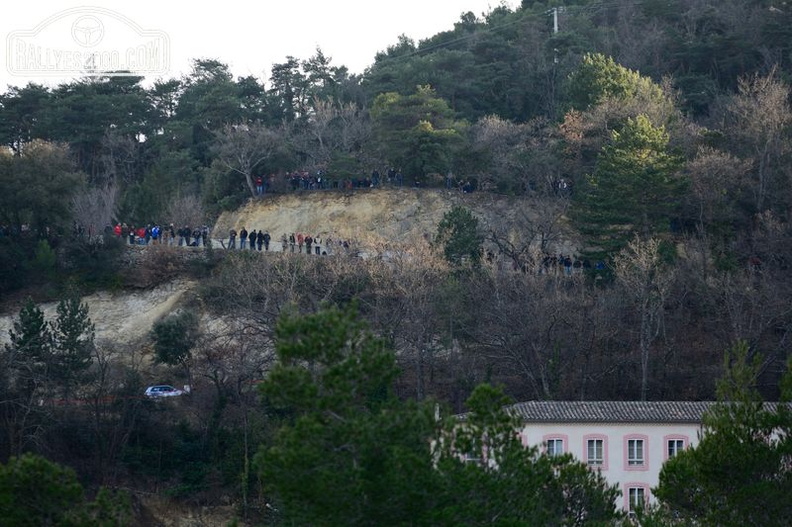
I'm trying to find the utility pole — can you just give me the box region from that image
[549,6,567,33]
[553,7,559,34]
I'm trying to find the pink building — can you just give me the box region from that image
[508,401,714,512]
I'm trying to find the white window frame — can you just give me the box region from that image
[663,435,689,461]
[627,439,644,466]
[546,438,564,456]
[586,438,605,466]
[667,439,684,458]
[627,486,647,512]
[624,434,649,471]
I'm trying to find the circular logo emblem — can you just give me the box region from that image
[71,15,104,47]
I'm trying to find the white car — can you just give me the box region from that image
[144,385,184,398]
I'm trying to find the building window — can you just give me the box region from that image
[664,435,689,461]
[627,486,648,512]
[624,434,649,471]
[546,438,564,456]
[667,439,684,458]
[583,434,608,469]
[587,438,604,465]
[627,439,644,466]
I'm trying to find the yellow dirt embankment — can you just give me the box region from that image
[213,188,538,245]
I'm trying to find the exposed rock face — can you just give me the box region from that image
[212,188,571,248]
[0,279,196,348]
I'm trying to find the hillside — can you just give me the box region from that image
[0,189,574,346]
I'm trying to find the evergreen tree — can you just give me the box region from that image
[572,114,685,259]
[2,298,54,456]
[151,309,199,388]
[6,297,53,389]
[51,294,96,400]
[653,341,792,526]
[370,86,467,183]
[256,303,438,526]
[436,206,483,266]
[0,453,132,526]
[566,53,665,111]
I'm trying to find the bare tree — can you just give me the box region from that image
[86,343,145,484]
[612,236,676,400]
[685,146,751,231]
[484,196,570,271]
[96,129,141,186]
[213,123,282,197]
[363,238,449,401]
[288,98,371,170]
[71,184,119,238]
[470,115,539,193]
[165,193,205,229]
[721,69,791,212]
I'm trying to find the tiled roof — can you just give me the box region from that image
[504,401,717,424]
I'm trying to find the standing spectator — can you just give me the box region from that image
[313,235,321,255]
[249,229,257,250]
[256,175,264,196]
[229,228,237,249]
[263,231,271,251]
[281,234,288,252]
[563,255,572,276]
[128,226,136,245]
[305,234,313,255]
[113,223,122,237]
[168,224,176,246]
[239,227,248,249]
[289,233,296,252]
[201,225,209,247]
[297,233,305,253]
[192,227,201,246]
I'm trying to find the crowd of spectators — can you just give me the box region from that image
[281,168,398,192]
[225,227,354,256]
[110,223,210,247]
[252,167,479,195]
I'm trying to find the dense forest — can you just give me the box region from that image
[2,0,792,524]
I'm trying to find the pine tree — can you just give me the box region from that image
[6,297,53,393]
[572,114,686,259]
[51,294,95,400]
[436,206,483,266]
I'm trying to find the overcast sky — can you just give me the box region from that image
[1,0,513,90]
